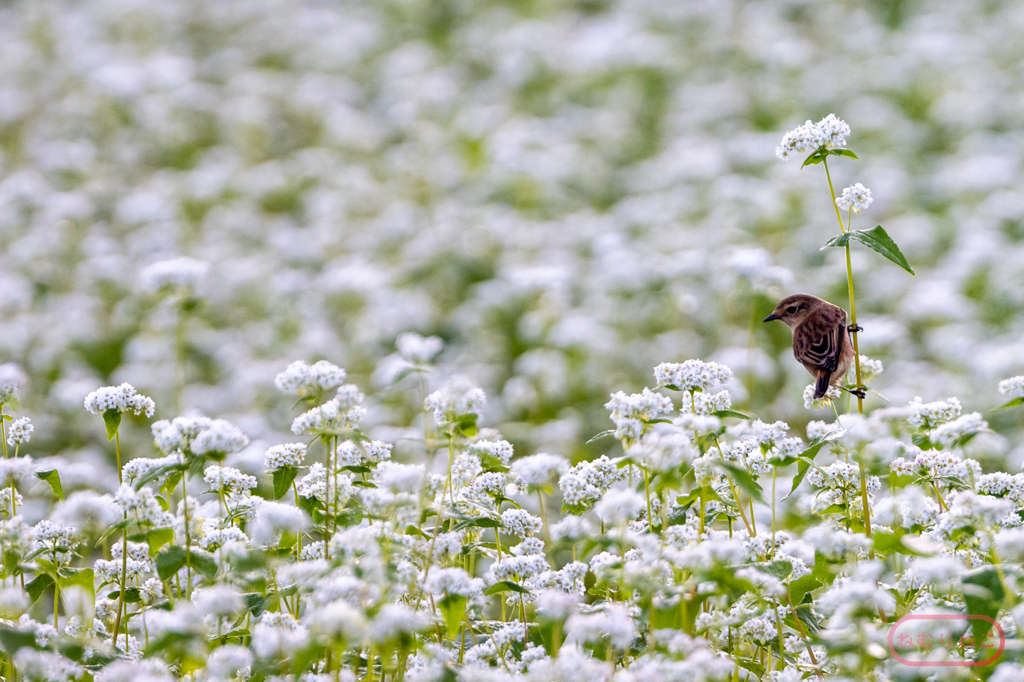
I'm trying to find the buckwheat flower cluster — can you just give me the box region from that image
[141,257,209,293]
[192,420,249,457]
[501,509,542,537]
[626,431,696,473]
[203,466,258,493]
[425,567,483,599]
[907,396,962,429]
[775,114,850,160]
[835,183,873,213]
[263,443,306,471]
[999,375,1024,400]
[6,417,32,446]
[396,332,444,364]
[468,439,514,465]
[654,360,733,392]
[858,356,884,383]
[274,360,347,397]
[513,452,570,487]
[84,383,156,417]
[932,412,987,447]
[425,377,487,428]
[977,473,1024,504]
[558,456,623,509]
[803,383,843,410]
[291,391,366,436]
[594,488,646,525]
[0,364,26,406]
[605,388,673,442]
[679,389,731,415]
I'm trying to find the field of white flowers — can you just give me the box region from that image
[3,0,1024,680]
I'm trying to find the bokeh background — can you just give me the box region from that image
[3,0,1024,477]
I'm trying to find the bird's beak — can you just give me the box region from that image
[763,313,780,322]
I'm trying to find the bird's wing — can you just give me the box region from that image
[794,307,847,372]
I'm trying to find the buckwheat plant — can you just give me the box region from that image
[0,350,1023,681]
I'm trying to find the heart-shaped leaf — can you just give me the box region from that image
[822,226,915,275]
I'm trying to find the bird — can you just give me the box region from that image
[763,293,859,400]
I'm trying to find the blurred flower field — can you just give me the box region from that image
[0,0,1022,465]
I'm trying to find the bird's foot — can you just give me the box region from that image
[848,324,864,334]
[843,386,867,400]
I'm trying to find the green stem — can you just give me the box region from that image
[822,156,864,416]
[643,468,653,531]
[112,431,128,645]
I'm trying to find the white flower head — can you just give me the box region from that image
[776,113,851,160]
[275,360,347,397]
[999,376,1024,400]
[397,332,444,364]
[141,257,208,293]
[6,417,32,446]
[0,364,27,406]
[836,183,873,213]
[425,377,486,429]
[84,383,155,417]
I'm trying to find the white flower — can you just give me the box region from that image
[275,360,347,396]
[141,257,208,293]
[192,420,248,456]
[605,388,673,443]
[306,600,367,643]
[559,456,623,509]
[998,376,1024,400]
[84,383,155,417]
[594,488,646,525]
[250,501,307,545]
[501,509,543,538]
[205,645,253,679]
[0,364,27,406]
[193,585,244,617]
[424,567,483,598]
[679,389,732,416]
[776,113,851,160]
[291,394,366,435]
[835,183,873,213]
[907,396,962,429]
[513,453,570,487]
[6,417,32,446]
[653,360,733,392]
[424,377,487,428]
[468,439,514,465]
[932,412,987,446]
[803,384,843,410]
[397,332,443,364]
[374,462,424,493]
[204,465,257,493]
[264,443,306,471]
[858,355,884,383]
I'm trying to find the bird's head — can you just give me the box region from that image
[763,294,825,329]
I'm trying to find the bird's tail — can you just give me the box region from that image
[813,371,831,400]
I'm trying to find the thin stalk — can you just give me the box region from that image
[771,466,777,555]
[182,472,193,598]
[822,156,864,416]
[112,431,129,645]
[725,479,753,536]
[643,468,653,531]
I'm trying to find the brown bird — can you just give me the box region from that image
[763,294,858,399]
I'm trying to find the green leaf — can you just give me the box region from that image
[191,549,219,580]
[244,592,268,617]
[452,517,501,532]
[35,470,63,500]
[715,462,764,504]
[134,461,188,490]
[786,436,832,498]
[156,545,188,581]
[57,567,94,597]
[273,467,299,500]
[831,149,859,159]
[484,581,530,596]
[757,560,793,581]
[801,149,827,167]
[438,595,467,639]
[961,566,1005,646]
[102,409,122,441]
[787,575,821,605]
[995,397,1024,411]
[147,528,176,556]
[711,410,753,421]
[0,627,40,655]
[821,225,915,275]
[25,573,54,603]
[586,430,615,444]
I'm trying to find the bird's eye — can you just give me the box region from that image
[786,306,798,314]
